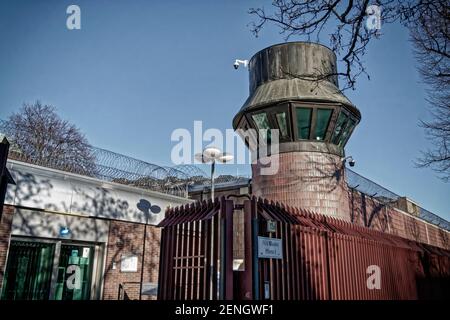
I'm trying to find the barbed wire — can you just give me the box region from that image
[346,168,450,231]
[1,119,448,229]
[0,119,215,197]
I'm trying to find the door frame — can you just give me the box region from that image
[7,236,105,300]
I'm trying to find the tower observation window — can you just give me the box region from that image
[332,112,348,144]
[314,108,333,140]
[275,111,288,139]
[296,107,312,140]
[339,117,356,146]
[252,112,271,142]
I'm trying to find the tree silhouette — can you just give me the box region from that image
[1,101,96,176]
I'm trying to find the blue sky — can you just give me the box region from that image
[0,0,448,220]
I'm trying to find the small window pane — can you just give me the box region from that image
[275,112,288,138]
[296,108,312,139]
[332,112,348,144]
[252,112,271,142]
[252,112,270,130]
[314,109,333,140]
[338,118,356,146]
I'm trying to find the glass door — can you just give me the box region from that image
[2,239,97,300]
[53,244,94,300]
[1,240,55,300]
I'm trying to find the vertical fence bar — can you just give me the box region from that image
[252,199,260,300]
[212,208,219,300]
[242,199,253,300]
[220,199,234,300]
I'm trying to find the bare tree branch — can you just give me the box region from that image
[1,101,96,176]
[248,0,450,180]
[411,2,450,181]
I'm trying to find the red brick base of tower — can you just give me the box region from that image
[252,152,350,221]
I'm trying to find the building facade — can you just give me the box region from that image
[0,160,190,300]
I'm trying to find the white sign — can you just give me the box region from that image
[120,255,138,272]
[267,220,277,233]
[264,281,270,299]
[258,236,283,259]
[82,247,90,258]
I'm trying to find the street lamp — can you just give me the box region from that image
[195,147,234,200]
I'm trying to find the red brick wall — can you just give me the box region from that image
[102,220,160,300]
[0,205,14,291]
[347,189,449,249]
[252,152,350,221]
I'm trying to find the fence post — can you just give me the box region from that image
[219,197,234,300]
[251,198,260,300]
[225,199,234,299]
[0,138,11,220]
[323,231,332,300]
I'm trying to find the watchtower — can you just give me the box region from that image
[233,42,361,219]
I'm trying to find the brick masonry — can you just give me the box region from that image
[103,220,161,300]
[0,205,14,291]
[250,151,449,250]
[252,152,350,221]
[348,189,449,249]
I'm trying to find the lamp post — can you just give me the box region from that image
[195,147,233,200]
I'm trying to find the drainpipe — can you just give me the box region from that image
[139,213,149,300]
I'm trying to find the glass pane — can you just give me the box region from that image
[252,112,270,130]
[296,108,312,139]
[54,245,94,300]
[314,109,333,140]
[275,112,288,138]
[252,112,271,142]
[332,112,348,144]
[338,118,356,146]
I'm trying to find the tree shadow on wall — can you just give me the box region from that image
[290,152,345,194]
[5,166,164,299]
[348,188,393,232]
[415,252,450,299]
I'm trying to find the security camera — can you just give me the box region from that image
[233,59,249,70]
[349,159,356,167]
[341,156,356,167]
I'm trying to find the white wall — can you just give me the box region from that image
[5,160,190,225]
[11,208,110,243]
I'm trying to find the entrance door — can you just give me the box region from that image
[1,239,97,300]
[53,244,94,300]
[1,240,55,300]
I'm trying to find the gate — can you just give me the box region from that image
[157,197,450,300]
[157,198,234,300]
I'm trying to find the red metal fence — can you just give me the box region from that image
[158,197,450,300]
[157,198,234,300]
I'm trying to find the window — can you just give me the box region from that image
[331,112,348,144]
[252,112,270,130]
[275,112,288,138]
[252,112,271,142]
[338,118,356,146]
[314,109,333,140]
[237,116,257,148]
[1,241,55,300]
[296,108,312,139]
